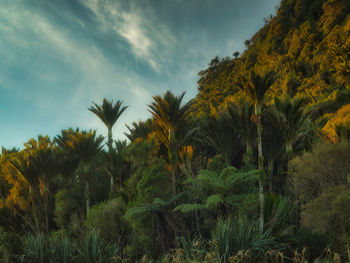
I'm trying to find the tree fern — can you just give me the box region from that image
[175,166,259,218]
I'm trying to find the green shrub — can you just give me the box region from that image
[264,194,296,236]
[176,236,207,261]
[0,228,21,263]
[288,228,330,260]
[289,140,350,203]
[54,189,82,229]
[136,158,172,203]
[301,185,350,251]
[86,197,128,244]
[207,154,229,173]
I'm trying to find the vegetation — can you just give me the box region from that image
[1,0,350,262]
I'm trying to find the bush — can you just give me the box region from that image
[207,154,229,173]
[54,189,82,229]
[136,158,172,203]
[289,140,350,203]
[264,194,296,236]
[288,228,330,260]
[301,185,350,251]
[0,227,21,263]
[86,198,128,244]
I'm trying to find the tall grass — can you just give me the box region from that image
[18,233,51,263]
[76,229,118,263]
[17,230,118,263]
[211,217,277,262]
[51,235,75,263]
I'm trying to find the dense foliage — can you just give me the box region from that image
[1,0,350,262]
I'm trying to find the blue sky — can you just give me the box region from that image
[0,0,280,149]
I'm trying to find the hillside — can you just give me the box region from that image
[194,0,350,139]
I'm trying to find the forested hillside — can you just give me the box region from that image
[195,0,350,141]
[1,0,350,262]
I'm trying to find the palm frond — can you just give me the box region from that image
[65,130,104,165]
[236,70,277,106]
[88,98,128,130]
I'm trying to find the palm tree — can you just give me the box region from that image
[10,151,41,232]
[88,98,128,150]
[88,99,128,196]
[65,130,104,216]
[10,136,60,233]
[236,70,277,232]
[263,109,284,193]
[54,128,81,183]
[196,114,241,165]
[125,119,153,142]
[273,95,313,171]
[104,140,129,189]
[27,136,60,234]
[224,99,256,167]
[148,91,193,195]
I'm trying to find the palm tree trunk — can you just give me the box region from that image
[85,180,90,216]
[44,196,49,234]
[108,127,115,199]
[171,167,176,196]
[83,164,91,216]
[29,187,40,233]
[107,128,113,152]
[110,175,114,197]
[286,141,293,173]
[195,210,201,237]
[243,141,253,167]
[44,183,50,234]
[43,179,50,234]
[267,160,274,193]
[256,104,264,233]
[168,128,177,196]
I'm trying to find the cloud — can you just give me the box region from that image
[78,0,175,72]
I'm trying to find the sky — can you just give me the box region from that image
[0,0,280,149]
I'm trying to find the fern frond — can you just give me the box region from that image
[173,203,204,213]
[197,170,225,191]
[226,193,258,204]
[183,177,197,185]
[225,170,259,188]
[205,194,224,210]
[124,204,157,222]
[152,197,167,206]
[219,166,238,179]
